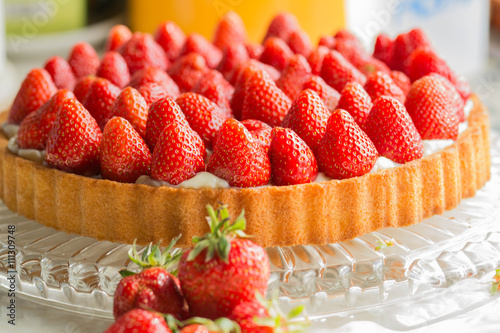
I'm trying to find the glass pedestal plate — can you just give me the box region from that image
[1,132,500,331]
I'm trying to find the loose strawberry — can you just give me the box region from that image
[44,56,76,90]
[8,68,57,124]
[364,96,423,164]
[178,204,270,319]
[181,33,223,69]
[317,109,378,179]
[241,119,273,153]
[81,77,121,129]
[276,54,312,100]
[241,71,292,127]
[145,96,187,151]
[405,75,459,140]
[45,98,102,175]
[281,89,329,154]
[337,82,372,129]
[263,12,300,42]
[192,70,234,117]
[259,37,293,72]
[269,127,318,185]
[302,75,340,112]
[154,21,187,61]
[364,71,406,104]
[17,90,75,150]
[96,51,131,88]
[68,42,100,79]
[168,53,209,92]
[73,75,97,103]
[150,118,205,185]
[392,28,432,74]
[287,30,313,57]
[213,11,247,51]
[105,24,132,52]
[113,239,187,319]
[245,43,264,60]
[105,309,172,333]
[207,119,271,187]
[373,33,394,68]
[389,70,411,96]
[307,46,330,76]
[320,50,366,93]
[120,32,169,74]
[110,87,149,138]
[217,43,249,83]
[100,117,151,183]
[176,92,228,149]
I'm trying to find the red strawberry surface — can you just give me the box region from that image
[259,37,293,72]
[302,75,340,112]
[337,82,373,129]
[318,35,336,49]
[317,109,378,179]
[276,54,312,100]
[320,50,366,93]
[100,117,152,183]
[178,205,270,319]
[176,92,228,149]
[167,53,209,92]
[128,67,178,95]
[113,267,187,319]
[241,71,292,127]
[192,70,234,116]
[110,87,149,138]
[373,33,394,68]
[145,96,188,151]
[96,51,130,88]
[333,36,389,77]
[81,77,121,129]
[44,56,76,91]
[17,90,75,150]
[228,301,271,333]
[405,75,459,140]
[8,68,57,124]
[105,24,132,52]
[217,43,249,83]
[389,70,411,96]
[68,42,100,79]
[151,119,205,185]
[364,71,406,104]
[269,127,318,185]
[263,12,300,42]
[307,46,330,75]
[364,96,423,164]
[154,21,186,61]
[105,309,172,333]
[428,73,465,122]
[245,43,264,60]
[207,118,271,187]
[392,28,432,74]
[138,82,174,106]
[287,30,313,57]
[73,75,97,103]
[119,32,169,74]
[213,11,247,51]
[45,98,102,175]
[181,33,222,69]
[242,119,273,152]
[281,89,330,154]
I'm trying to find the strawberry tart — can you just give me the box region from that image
[0,12,491,248]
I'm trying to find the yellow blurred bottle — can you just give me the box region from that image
[128,0,345,43]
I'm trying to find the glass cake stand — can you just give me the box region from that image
[1,132,500,331]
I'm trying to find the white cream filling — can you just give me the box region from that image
[7,136,45,163]
[2,123,19,139]
[136,172,230,189]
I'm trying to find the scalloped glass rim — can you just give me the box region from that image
[1,132,499,327]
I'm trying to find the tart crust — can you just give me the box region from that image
[0,95,491,248]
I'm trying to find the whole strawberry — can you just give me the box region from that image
[281,89,330,154]
[181,33,223,69]
[276,54,312,100]
[8,68,57,124]
[302,75,340,112]
[81,77,121,129]
[73,75,97,103]
[178,204,270,319]
[337,82,372,129]
[192,70,234,117]
[320,50,366,93]
[105,309,172,333]
[364,96,423,164]
[110,87,149,138]
[287,29,313,57]
[364,71,406,104]
[405,75,459,140]
[263,12,300,42]
[241,71,292,127]
[154,21,186,61]
[17,90,75,150]
[119,32,169,74]
[100,117,152,183]
[392,28,432,74]
[44,56,76,91]
[128,66,180,100]
[259,37,293,72]
[241,119,273,153]
[168,53,209,92]
[96,51,130,88]
[269,127,318,185]
[317,109,378,179]
[150,118,205,185]
[68,42,100,79]
[373,33,394,68]
[307,46,330,76]
[105,24,132,52]
[45,98,102,175]
[213,11,247,51]
[113,239,188,319]
[207,119,271,188]
[217,43,250,83]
